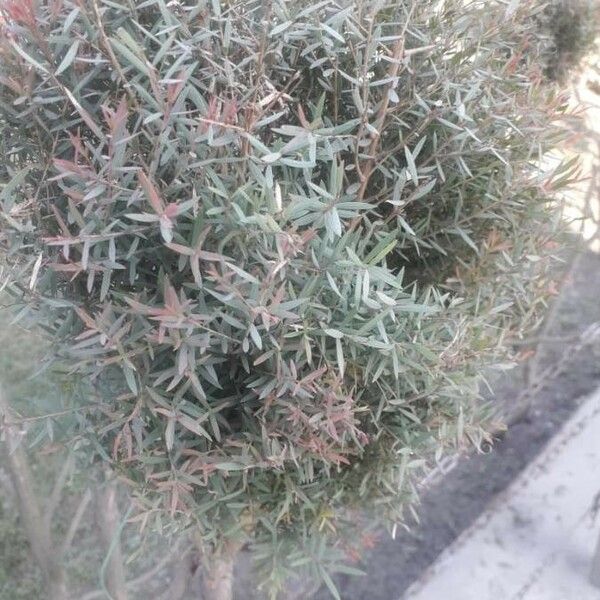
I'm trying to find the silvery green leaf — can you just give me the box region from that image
[56,40,79,75]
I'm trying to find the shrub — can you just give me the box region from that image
[0,0,574,597]
[541,0,598,82]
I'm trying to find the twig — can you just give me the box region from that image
[356,14,414,201]
[128,537,187,588]
[197,116,247,133]
[91,0,141,113]
[0,389,68,599]
[60,488,92,556]
[96,479,129,600]
[421,319,600,489]
[44,451,74,532]
[79,538,189,600]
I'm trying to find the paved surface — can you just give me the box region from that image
[404,386,600,600]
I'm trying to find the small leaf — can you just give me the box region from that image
[249,324,262,350]
[160,216,174,243]
[323,328,344,339]
[125,213,159,222]
[410,178,437,201]
[214,462,246,471]
[321,23,345,44]
[404,146,418,186]
[165,418,175,451]
[56,40,79,75]
[451,227,479,254]
[166,243,194,256]
[63,8,80,33]
[336,338,345,378]
[326,272,343,299]
[270,21,292,36]
[110,36,151,76]
[319,566,341,600]
[397,215,416,237]
[139,171,164,214]
[178,415,211,440]
[29,252,43,290]
[262,152,281,164]
[122,365,138,395]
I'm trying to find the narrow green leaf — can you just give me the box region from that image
[56,40,79,75]
[319,567,341,600]
[404,147,418,186]
[122,365,138,395]
[323,328,344,339]
[336,337,345,377]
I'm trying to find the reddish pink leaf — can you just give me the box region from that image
[138,171,164,214]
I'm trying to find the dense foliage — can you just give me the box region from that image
[541,0,598,82]
[0,0,575,594]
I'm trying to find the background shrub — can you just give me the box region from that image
[541,0,598,82]
[0,0,574,595]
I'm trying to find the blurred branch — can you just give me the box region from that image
[127,537,187,588]
[44,451,73,532]
[96,477,129,600]
[0,389,68,600]
[60,487,92,556]
[79,537,189,600]
[158,550,193,600]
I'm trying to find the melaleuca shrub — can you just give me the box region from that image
[0,0,574,595]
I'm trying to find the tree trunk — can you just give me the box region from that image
[164,551,193,600]
[199,541,239,600]
[96,478,128,600]
[0,390,68,600]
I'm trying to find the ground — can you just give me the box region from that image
[406,385,600,600]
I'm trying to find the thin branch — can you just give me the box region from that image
[0,389,68,600]
[96,479,129,600]
[79,538,188,600]
[158,551,193,600]
[60,488,92,556]
[356,10,416,202]
[44,452,74,532]
[128,537,187,588]
[198,116,247,133]
[91,0,141,113]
